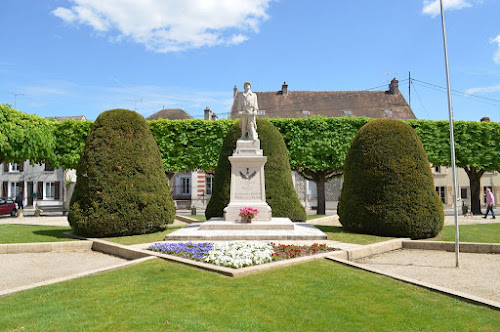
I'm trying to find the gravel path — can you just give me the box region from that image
[0,251,127,291]
[355,249,500,303]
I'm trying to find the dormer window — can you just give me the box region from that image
[302,110,310,115]
[343,110,352,116]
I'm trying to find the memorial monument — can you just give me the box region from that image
[224,82,272,221]
[164,82,327,239]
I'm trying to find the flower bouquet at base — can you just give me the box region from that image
[239,207,260,223]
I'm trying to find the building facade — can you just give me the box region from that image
[1,161,66,208]
[433,166,498,208]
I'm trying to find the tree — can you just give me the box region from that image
[52,119,93,169]
[338,119,444,239]
[148,119,234,173]
[68,109,175,237]
[409,120,500,214]
[205,119,307,221]
[0,104,56,165]
[270,116,369,214]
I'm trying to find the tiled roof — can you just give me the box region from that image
[230,81,416,120]
[146,109,193,120]
[50,115,87,121]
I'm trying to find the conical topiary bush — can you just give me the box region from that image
[205,119,306,221]
[338,119,443,239]
[68,109,175,237]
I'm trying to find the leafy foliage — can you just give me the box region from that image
[0,104,56,165]
[270,116,370,214]
[338,119,444,239]
[205,119,307,221]
[52,119,93,169]
[68,109,175,237]
[148,119,234,172]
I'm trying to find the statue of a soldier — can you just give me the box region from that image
[237,81,259,140]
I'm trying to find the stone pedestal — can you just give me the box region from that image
[224,139,272,221]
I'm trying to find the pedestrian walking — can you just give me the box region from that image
[15,188,24,210]
[483,188,496,219]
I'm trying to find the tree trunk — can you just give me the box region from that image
[464,166,484,215]
[316,174,326,215]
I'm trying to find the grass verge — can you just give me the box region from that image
[316,225,395,244]
[0,259,497,331]
[0,225,74,244]
[432,223,500,243]
[102,226,184,245]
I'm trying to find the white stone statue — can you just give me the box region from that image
[237,81,259,140]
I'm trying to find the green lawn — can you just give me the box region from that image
[0,259,497,331]
[0,224,74,244]
[432,223,500,243]
[316,225,395,245]
[102,226,184,245]
[187,215,207,221]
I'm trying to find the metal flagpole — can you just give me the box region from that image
[439,0,460,267]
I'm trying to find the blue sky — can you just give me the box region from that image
[1,0,499,121]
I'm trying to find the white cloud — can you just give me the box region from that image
[422,0,473,17]
[491,35,500,64]
[465,83,500,95]
[52,0,272,52]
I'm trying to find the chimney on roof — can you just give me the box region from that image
[387,78,399,95]
[480,117,490,122]
[204,107,212,120]
[282,82,288,96]
[233,85,238,98]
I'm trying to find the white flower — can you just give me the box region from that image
[204,242,274,268]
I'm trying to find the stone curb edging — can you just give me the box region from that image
[403,240,500,254]
[145,249,341,277]
[175,215,199,224]
[0,241,157,298]
[66,235,345,277]
[324,238,500,311]
[0,241,93,254]
[326,256,500,311]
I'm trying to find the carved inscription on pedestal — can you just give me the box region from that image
[233,167,261,201]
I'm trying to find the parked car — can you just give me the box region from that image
[0,197,17,217]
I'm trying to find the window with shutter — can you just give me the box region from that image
[2,182,7,196]
[44,162,54,172]
[19,162,24,172]
[3,164,8,172]
[55,181,60,200]
[37,182,44,199]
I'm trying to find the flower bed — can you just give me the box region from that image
[148,242,339,269]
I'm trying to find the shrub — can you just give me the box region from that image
[205,119,307,221]
[338,119,443,239]
[68,109,175,237]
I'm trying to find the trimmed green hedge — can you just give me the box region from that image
[338,119,444,239]
[205,119,306,221]
[68,109,175,237]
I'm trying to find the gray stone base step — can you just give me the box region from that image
[199,218,294,230]
[165,221,328,241]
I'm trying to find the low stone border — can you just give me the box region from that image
[0,240,157,297]
[175,215,199,224]
[0,256,156,298]
[0,241,93,254]
[325,239,500,311]
[145,249,338,277]
[403,240,500,254]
